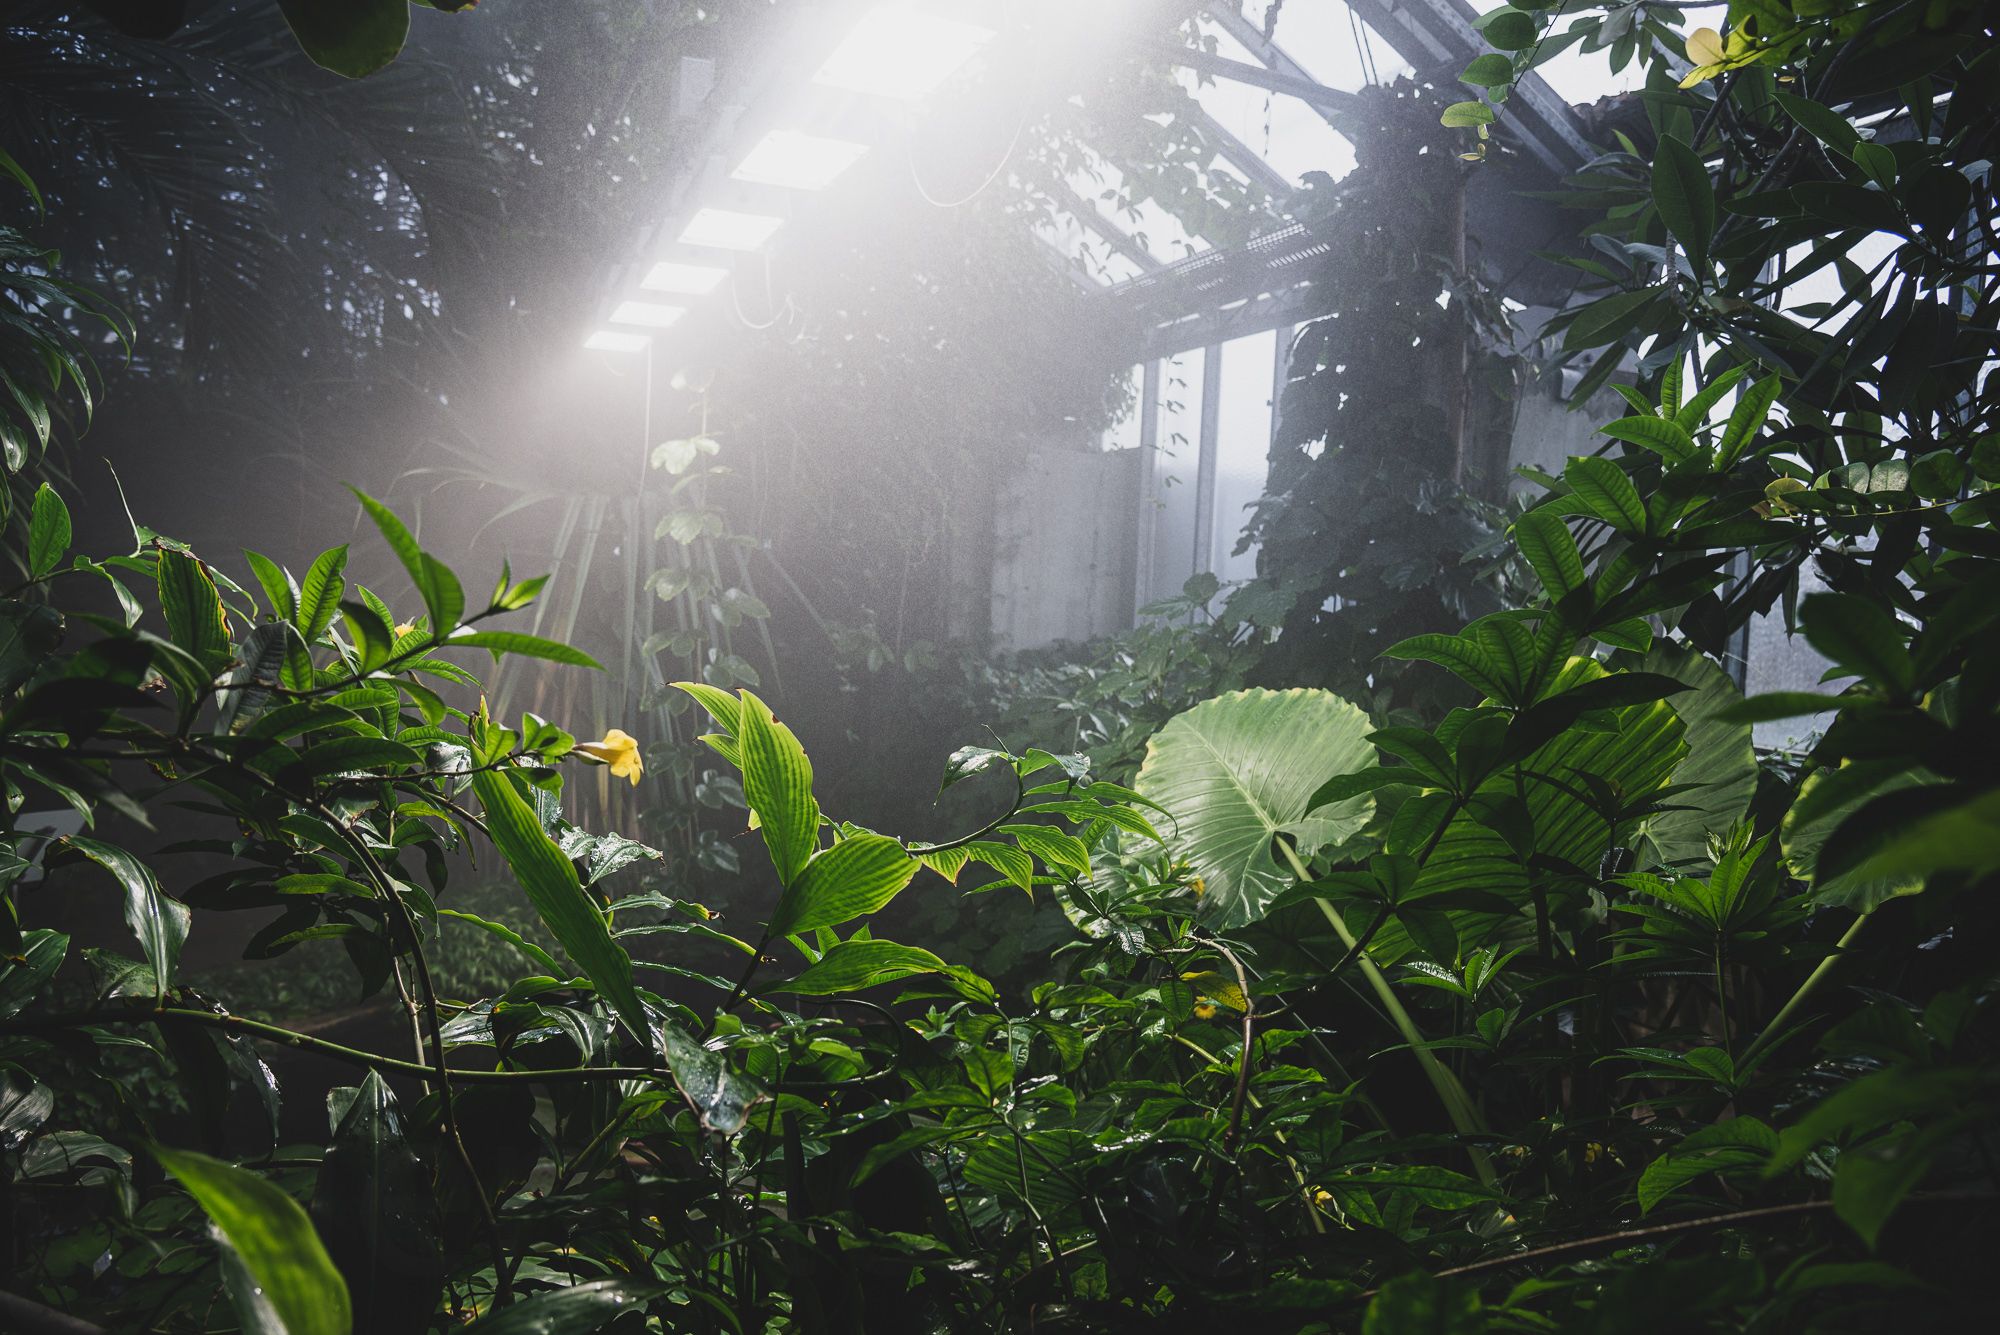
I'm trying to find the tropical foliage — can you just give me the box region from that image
[2,1,1996,1332]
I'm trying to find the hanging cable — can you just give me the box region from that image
[909,100,1035,209]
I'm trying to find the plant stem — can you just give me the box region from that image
[1739,910,1871,1070]
[0,1009,662,1084]
[1277,840,1494,1185]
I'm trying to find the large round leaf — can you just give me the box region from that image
[1136,688,1375,927]
[1639,642,1758,868]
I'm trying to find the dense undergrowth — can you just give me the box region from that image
[2,1,1998,1333]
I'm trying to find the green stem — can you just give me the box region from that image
[1739,910,1871,1070]
[1277,840,1494,1186]
[0,1008,664,1085]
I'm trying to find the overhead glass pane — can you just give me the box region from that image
[1210,329,1277,585]
[1178,25,1356,184]
[1141,351,1204,609]
[1237,1,1413,93]
[1066,149,1210,265]
[1030,207,1146,285]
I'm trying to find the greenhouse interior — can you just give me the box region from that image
[2,0,1997,1330]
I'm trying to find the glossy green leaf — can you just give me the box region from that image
[65,836,187,1004]
[770,831,916,937]
[26,483,69,580]
[153,1144,352,1335]
[310,1073,441,1332]
[1136,688,1376,928]
[297,546,348,641]
[447,630,602,670]
[1652,134,1716,269]
[472,769,648,1044]
[775,939,992,1001]
[463,1277,670,1334]
[276,0,409,79]
[735,688,820,886]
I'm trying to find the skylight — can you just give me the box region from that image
[678,208,786,251]
[812,5,994,101]
[610,300,687,329]
[732,130,872,190]
[642,261,730,294]
[584,330,650,353]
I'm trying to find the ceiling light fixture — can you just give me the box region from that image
[732,129,872,190]
[812,5,994,102]
[584,330,650,353]
[642,261,730,294]
[678,208,785,252]
[610,300,687,328]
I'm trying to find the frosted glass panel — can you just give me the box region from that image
[1143,351,1205,608]
[1211,329,1277,585]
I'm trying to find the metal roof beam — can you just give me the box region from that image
[1165,41,1361,122]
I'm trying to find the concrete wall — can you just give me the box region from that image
[988,447,1141,652]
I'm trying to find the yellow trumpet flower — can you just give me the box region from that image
[574,728,644,786]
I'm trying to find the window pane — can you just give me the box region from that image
[1141,351,1205,609]
[1211,329,1278,585]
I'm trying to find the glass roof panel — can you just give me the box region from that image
[1030,206,1147,286]
[1180,24,1357,185]
[1065,149,1210,265]
[1236,1,1414,93]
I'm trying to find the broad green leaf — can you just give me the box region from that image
[735,689,819,886]
[153,1144,352,1335]
[0,929,67,1019]
[1362,1272,1482,1335]
[1562,288,1660,351]
[1800,593,1913,695]
[310,1074,441,1332]
[1716,374,1781,468]
[447,630,602,670]
[1639,643,1758,867]
[999,823,1092,879]
[463,1277,671,1334]
[1601,414,1698,464]
[156,549,231,671]
[1638,1116,1776,1212]
[1135,688,1375,928]
[770,831,917,936]
[1440,101,1494,128]
[472,769,648,1044]
[277,0,409,79]
[1563,456,1647,532]
[774,939,993,1001]
[1512,508,1587,598]
[65,836,188,1004]
[659,1025,761,1136]
[1781,762,1938,910]
[352,490,463,634]
[242,550,297,622]
[1652,134,1716,270]
[437,909,562,976]
[297,546,348,641]
[27,483,69,579]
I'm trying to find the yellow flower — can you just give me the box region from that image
[393,621,417,638]
[1192,1001,1219,1021]
[574,728,644,786]
[1312,1188,1333,1209]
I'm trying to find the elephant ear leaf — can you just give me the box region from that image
[1639,643,1757,868]
[1136,688,1376,928]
